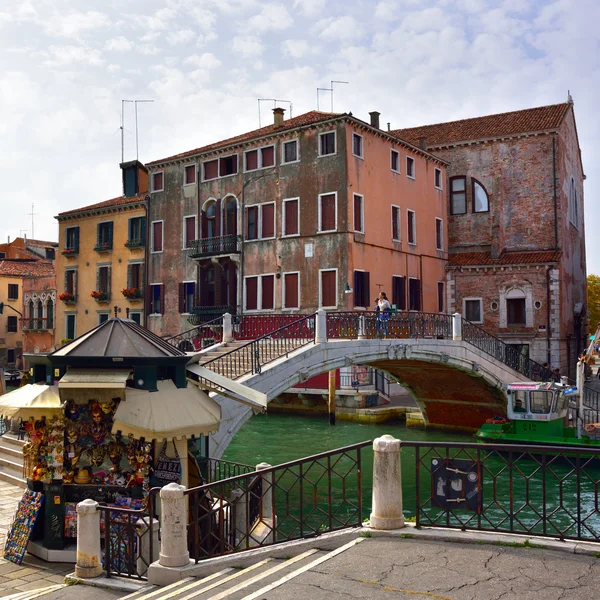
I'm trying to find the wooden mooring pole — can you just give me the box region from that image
[328,369,336,426]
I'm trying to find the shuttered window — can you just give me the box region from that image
[246,206,258,240]
[184,165,196,185]
[179,282,196,313]
[409,278,421,311]
[152,171,163,192]
[438,282,445,313]
[127,263,143,291]
[65,226,79,253]
[392,206,400,241]
[261,146,274,167]
[354,194,364,233]
[65,270,77,296]
[319,193,336,232]
[283,273,299,309]
[151,221,163,252]
[245,277,258,311]
[184,216,196,248]
[150,284,163,314]
[245,150,258,171]
[283,199,299,236]
[392,276,406,310]
[353,271,370,308]
[203,160,218,180]
[261,203,275,238]
[128,217,146,246]
[320,270,337,308]
[97,266,111,294]
[407,210,416,244]
[219,155,238,176]
[261,275,274,310]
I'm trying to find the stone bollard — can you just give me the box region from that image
[315,309,327,343]
[75,499,102,578]
[222,312,233,343]
[229,488,247,545]
[255,462,273,520]
[452,312,462,341]
[357,315,367,340]
[135,516,160,577]
[159,483,189,568]
[370,435,404,530]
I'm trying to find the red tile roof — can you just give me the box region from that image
[392,103,570,148]
[25,238,58,248]
[448,251,562,267]
[57,193,146,218]
[146,111,342,166]
[0,260,55,278]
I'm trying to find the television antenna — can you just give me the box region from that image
[317,80,349,112]
[257,99,293,127]
[27,203,37,239]
[120,99,154,162]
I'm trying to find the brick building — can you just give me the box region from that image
[394,100,586,377]
[144,109,448,337]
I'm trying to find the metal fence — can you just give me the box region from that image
[233,314,314,341]
[405,440,600,542]
[184,441,370,561]
[163,315,224,351]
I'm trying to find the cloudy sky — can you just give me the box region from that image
[1,0,598,270]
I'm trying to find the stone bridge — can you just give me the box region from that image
[185,312,531,458]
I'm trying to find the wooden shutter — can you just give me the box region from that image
[127,218,133,242]
[185,165,195,184]
[246,277,258,310]
[96,223,101,247]
[108,222,114,248]
[178,283,184,313]
[96,268,100,293]
[284,200,298,235]
[320,194,335,231]
[364,271,370,308]
[204,160,218,180]
[261,204,274,238]
[261,275,274,310]
[261,146,274,167]
[353,271,360,308]
[127,264,132,289]
[186,217,196,248]
[284,273,298,309]
[141,217,146,246]
[159,284,165,314]
[153,222,163,251]
[107,265,112,294]
[246,150,258,170]
[321,271,336,307]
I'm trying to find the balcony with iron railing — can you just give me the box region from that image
[19,317,52,331]
[188,303,238,325]
[187,235,242,259]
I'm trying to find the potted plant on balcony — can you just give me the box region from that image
[91,290,109,302]
[121,287,142,300]
[124,239,144,249]
[61,247,77,256]
[94,241,112,252]
[58,292,76,303]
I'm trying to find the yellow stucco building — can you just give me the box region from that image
[55,162,148,341]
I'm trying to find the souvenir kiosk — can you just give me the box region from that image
[3,315,221,562]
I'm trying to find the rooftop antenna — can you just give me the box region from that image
[27,203,37,239]
[257,99,293,127]
[121,100,133,163]
[317,87,332,111]
[330,80,348,112]
[134,99,154,160]
[19,229,27,239]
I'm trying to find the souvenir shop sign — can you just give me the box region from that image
[4,490,44,564]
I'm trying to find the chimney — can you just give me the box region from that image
[273,107,285,128]
[418,137,427,151]
[369,111,380,129]
[120,160,149,197]
[387,123,391,132]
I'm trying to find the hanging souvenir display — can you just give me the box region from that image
[3,490,44,564]
[151,440,182,487]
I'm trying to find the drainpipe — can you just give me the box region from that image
[552,136,558,250]
[546,266,552,367]
[419,255,423,311]
[144,195,150,323]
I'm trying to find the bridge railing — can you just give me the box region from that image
[163,315,224,352]
[233,314,311,341]
[201,313,316,379]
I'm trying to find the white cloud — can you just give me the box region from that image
[293,0,326,18]
[44,45,105,67]
[316,15,363,42]
[184,53,222,69]
[281,39,311,58]
[167,29,196,46]
[248,3,293,33]
[44,10,111,40]
[232,35,264,57]
[105,37,133,52]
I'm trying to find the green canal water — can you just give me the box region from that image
[223,413,600,539]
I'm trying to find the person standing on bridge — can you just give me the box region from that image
[375,292,391,338]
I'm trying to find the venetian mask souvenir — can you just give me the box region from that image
[87,445,106,467]
[127,443,137,467]
[65,423,79,444]
[65,401,79,421]
[101,400,116,414]
[32,464,46,481]
[63,471,74,483]
[25,418,45,444]
[89,422,107,445]
[107,442,123,468]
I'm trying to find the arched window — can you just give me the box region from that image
[203,201,217,238]
[450,177,466,215]
[36,301,43,329]
[46,298,54,330]
[224,197,237,236]
[569,177,578,228]
[506,288,526,326]
[472,179,489,213]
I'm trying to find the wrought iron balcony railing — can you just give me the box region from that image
[19,318,51,331]
[187,235,242,259]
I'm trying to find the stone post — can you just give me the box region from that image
[452,312,462,341]
[229,488,247,545]
[135,516,160,577]
[75,499,102,578]
[255,462,274,544]
[222,312,233,343]
[358,315,367,340]
[315,309,327,343]
[370,435,404,530]
[159,483,189,568]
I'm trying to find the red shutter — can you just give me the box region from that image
[284,273,298,308]
[285,200,298,235]
[153,172,163,191]
[261,146,274,167]
[261,204,274,238]
[320,194,335,231]
[185,165,195,184]
[246,277,258,310]
[204,160,218,180]
[153,222,163,251]
[261,275,274,310]
[246,150,258,171]
[186,217,196,247]
[178,283,184,313]
[321,271,336,307]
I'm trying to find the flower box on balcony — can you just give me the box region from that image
[93,242,112,253]
[58,292,76,304]
[61,248,78,257]
[125,239,144,249]
[91,291,110,303]
[122,288,143,301]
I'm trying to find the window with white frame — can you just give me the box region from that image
[450,177,467,214]
[434,168,442,189]
[318,131,336,156]
[179,281,196,313]
[464,298,483,323]
[472,178,489,213]
[244,145,275,172]
[352,133,363,158]
[98,313,109,325]
[569,177,579,228]
[319,269,337,308]
[435,218,443,251]
[392,205,401,242]
[282,272,300,309]
[406,156,415,178]
[151,220,163,253]
[282,139,299,164]
[407,210,416,245]
[318,192,337,232]
[353,194,364,233]
[184,164,196,185]
[244,274,275,311]
[202,155,238,180]
[282,198,299,237]
[246,203,275,240]
[183,215,196,249]
[149,284,163,314]
[391,149,400,173]
[151,171,164,192]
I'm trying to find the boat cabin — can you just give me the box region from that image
[506,382,571,422]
